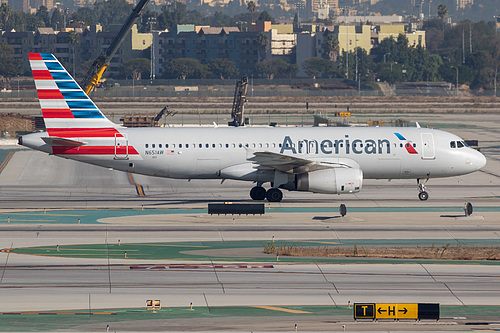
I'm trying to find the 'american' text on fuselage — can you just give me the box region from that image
[280,135,392,155]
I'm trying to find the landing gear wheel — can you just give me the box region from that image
[417,176,430,201]
[418,191,429,201]
[266,188,283,202]
[250,186,266,200]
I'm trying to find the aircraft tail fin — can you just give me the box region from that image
[28,53,119,136]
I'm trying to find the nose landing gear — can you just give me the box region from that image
[417,177,429,201]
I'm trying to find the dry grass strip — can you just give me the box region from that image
[263,242,500,260]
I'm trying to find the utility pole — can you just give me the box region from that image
[346,26,349,80]
[451,66,459,96]
[469,23,472,53]
[462,28,465,64]
[148,17,156,84]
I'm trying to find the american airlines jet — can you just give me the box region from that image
[19,53,486,202]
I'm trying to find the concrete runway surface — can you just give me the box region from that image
[0,112,499,331]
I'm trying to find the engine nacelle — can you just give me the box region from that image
[295,168,363,194]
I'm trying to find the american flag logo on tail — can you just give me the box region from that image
[28,53,139,157]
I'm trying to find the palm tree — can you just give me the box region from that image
[247,1,256,24]
[437,4,448,36]
[68,30,79,77]
[322,33,339,62]
[437,4,448,23]
[257,32,268,61]
[0,3,11,29]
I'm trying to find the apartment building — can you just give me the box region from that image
[456,0,473,9]
[1,24,151,77]
[154,22,297,78]
[296,23,425,77]
[154,25,262,77]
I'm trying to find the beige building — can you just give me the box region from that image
[456,0,473,9]
[266,29,296,58]
[376,24,425,48]
[296,23,426,77]
[32,0,54,10]
[337,25,371,54]
[73,0,94,6]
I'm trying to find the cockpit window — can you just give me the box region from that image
[450,141,456,148]
[457,141,464,148]
[462,141,469,147]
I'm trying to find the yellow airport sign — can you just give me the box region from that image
[375,303,418,319]
[354,303,439,320]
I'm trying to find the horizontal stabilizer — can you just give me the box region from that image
[42,137,86,146]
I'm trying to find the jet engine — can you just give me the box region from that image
[295,168,363,194]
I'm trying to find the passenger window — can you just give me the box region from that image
[457,141,464,148]
[185,144,188,148]
[159,144,162,148]
[450,141,456,148]
[400,143,403,148]
[206,144,209,148]
[266,143,269,148]
[172,144,176,148]
[179,144,182,148]
[166,144,169,148]
[226,144,229,148]
[212,144,216,148]
[152,144,155,148]
[239,143,242,148]
[413,143,416,148]
[145,144,149,148]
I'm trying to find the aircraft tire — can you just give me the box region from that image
[250,186,266,200]
[418,191,429,201]
[266,188,283,202]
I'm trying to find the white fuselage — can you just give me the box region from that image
[22,126,486,184]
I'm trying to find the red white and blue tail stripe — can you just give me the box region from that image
[29,53,138,157]
[29,53,119,134]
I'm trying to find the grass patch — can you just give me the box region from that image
[263,242,500,260]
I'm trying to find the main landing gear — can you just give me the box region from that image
[250,186,283,202]
[417,178,429,201]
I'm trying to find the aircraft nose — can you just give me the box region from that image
[476,150,487,170]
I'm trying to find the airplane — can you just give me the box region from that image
[19,53,486,202]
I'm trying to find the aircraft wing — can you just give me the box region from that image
[41,137,86,147]
[249,151,356,174]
